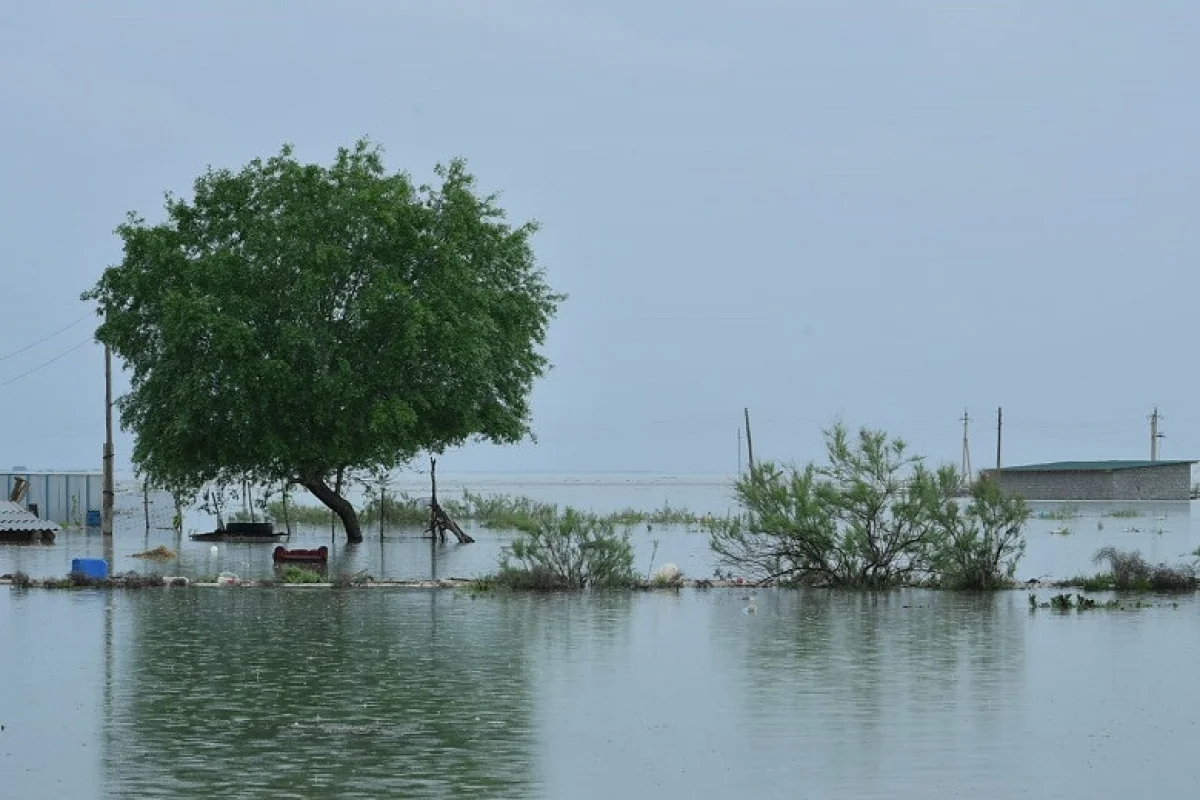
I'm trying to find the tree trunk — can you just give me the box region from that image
[300,475,363,543]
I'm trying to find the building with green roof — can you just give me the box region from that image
[982,460,1195,501]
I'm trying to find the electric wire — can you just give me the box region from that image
[0,338,91,387]
[0,312,92,363]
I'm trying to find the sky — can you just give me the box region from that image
[0,0,1197,478]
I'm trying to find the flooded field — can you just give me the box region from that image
[1,474,1197,583]
[3,476,1200,797]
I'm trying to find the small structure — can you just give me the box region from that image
[983,460,1196,501]
[190,521,285,542]
[0,471,102,526]
[0,500,60,543]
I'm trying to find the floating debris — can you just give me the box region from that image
[131,545,176,560]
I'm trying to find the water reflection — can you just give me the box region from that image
[6,588,1200,798]
[103,590,539,798]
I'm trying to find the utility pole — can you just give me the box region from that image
[995,406,1003,478]
[102,342,114,537]
[743,407,756,474]
[960,408,972,486]
[1150,406,1164,461]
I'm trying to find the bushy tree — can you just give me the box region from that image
[84,140,561,541]
[710,423,1030,589]
[499,509,636,589]
[932,477,1029,590]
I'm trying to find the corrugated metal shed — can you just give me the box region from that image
[0,500,61,534]
[0,471,102,525]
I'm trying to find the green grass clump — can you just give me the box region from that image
[282,566,323,584]
[1104,508,1143,519]
[1037,504,1081,521]
[1072,573,1115,592]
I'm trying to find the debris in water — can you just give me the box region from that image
[131,545,176,560]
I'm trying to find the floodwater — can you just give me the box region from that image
[1,473,1197,583]
[3,588,1200,798]
[4,476,1200,797]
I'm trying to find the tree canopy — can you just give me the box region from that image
[84,140,562,541]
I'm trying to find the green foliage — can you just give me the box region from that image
[1037,504,1081,521]
[709,423,1029,589]
[448,490,557,534]
[933,477,1030,590]
[1049,593,1073,610]
[281,566,324,584]
[1090,547,1198,593]
[231,487,700,534]
[1104,508,1143,519]
[83,140,562,542]
[1072,573,1115,592]
[497,508,636,590]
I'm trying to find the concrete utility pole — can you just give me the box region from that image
[743,407,756,474]
[1150,406,1164,461]
[960,408,972,486]
[995,406,1003,478]
[102,342,114,537]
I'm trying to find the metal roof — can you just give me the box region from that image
[996,460,1196,473]
[0,501,62,533]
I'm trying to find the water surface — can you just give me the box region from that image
[3,588,1199,798]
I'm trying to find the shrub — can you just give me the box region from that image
[1149,564,1196,592]
[498,508,636,589]
[710,423,1028,589]
[934,477,1030,590]
[1092,547,1151,590]
[650,562,684,588]
[1092,547,1197,593]
[282,566,323,584]
[10,571,32,589]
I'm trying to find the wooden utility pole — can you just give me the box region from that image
[102,342,114,537]
[960,408,972,486]
[743,407,756,474]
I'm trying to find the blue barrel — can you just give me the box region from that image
[86,510,102,527]
[71,558,108,580]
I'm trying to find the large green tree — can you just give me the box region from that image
[84,140,562,542]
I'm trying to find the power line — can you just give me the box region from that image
[0,337,91,387]
[0,312,92,363]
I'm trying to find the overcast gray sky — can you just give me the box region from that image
[1,0,1196,477]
